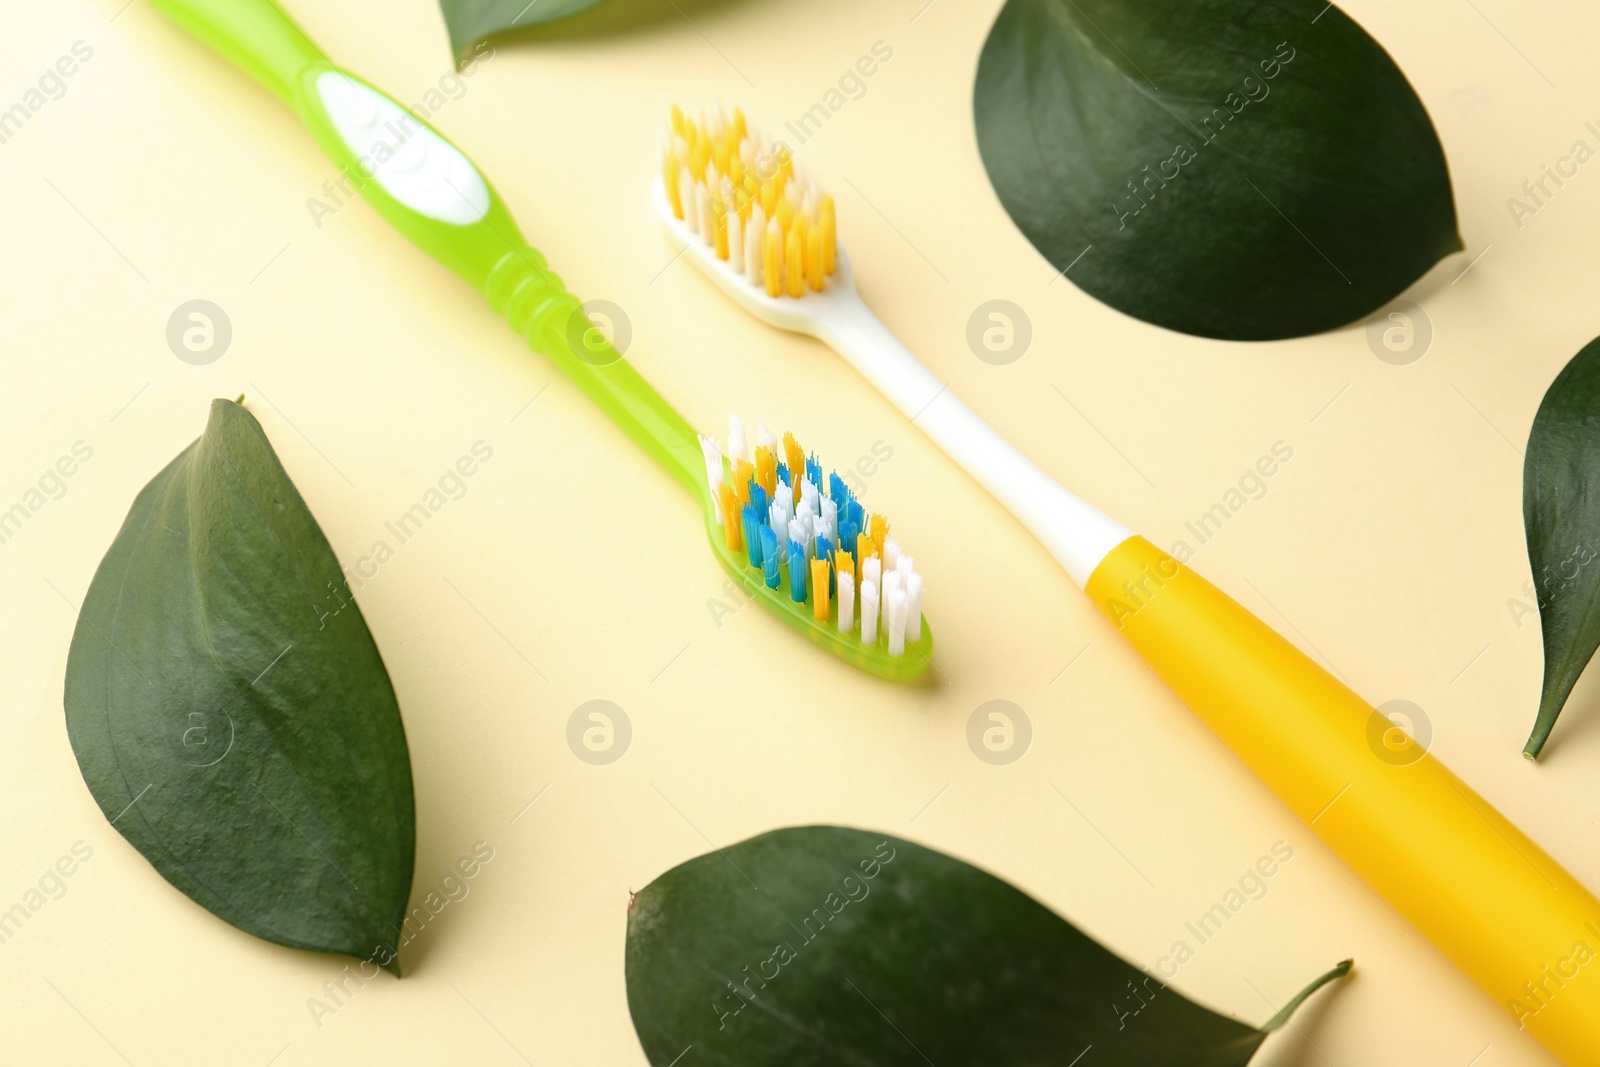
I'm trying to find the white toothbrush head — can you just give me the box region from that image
[652,178,861,336]
[652,106,863,337]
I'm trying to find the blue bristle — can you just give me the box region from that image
[742,505,762,568]
[748,479,768,519]
[761,527,780,588]
[847,500,864,530]
[840,519,859,556]
[829,472,850,516]
[806,453,823,490]
[776,460,791,488]
[787,540,807,602]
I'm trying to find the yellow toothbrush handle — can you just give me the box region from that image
[1087,537,1600,1064]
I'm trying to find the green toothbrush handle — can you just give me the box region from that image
[486,248,706,499]
[150,0,706,499]
[150,0,325,107]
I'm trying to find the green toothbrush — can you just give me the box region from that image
[149,0,932,681]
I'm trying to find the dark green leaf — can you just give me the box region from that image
[439,0,610,65]
[64,399,415,972]
[626,826,1349,1065]
[1524,338,1600,759]
[973,0,1461,341]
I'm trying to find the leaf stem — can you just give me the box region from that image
[1525,702,1560,760]
[1259,959,1352,1033]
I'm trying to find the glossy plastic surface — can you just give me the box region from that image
[1088,536,1600,1065]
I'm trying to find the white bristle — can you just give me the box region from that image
[729,415,747,464]
[862,555,882,600]
[838,574,855,634]
[772,479,794,527]
[886,587,908,656]
[883,538,901,574]
[787,517,807,557]
[905,572,923,642]
[698,435,724,524]
[882,569,901,630]
[821,498,838,544]
[861,580,880,645]
[897,555,913,581]
[799,479,819,517]
[758,424,777,452]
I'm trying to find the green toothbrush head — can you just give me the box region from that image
[695,416,934,682]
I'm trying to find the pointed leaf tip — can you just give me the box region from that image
[1523,337,1600,759]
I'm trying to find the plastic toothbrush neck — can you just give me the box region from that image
[815,292,1134,587]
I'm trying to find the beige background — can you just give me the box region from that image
[3,0,1599,1063]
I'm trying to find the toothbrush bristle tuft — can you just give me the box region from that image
[699,416,923,657]
[664,107,838,298]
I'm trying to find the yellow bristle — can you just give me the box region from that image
[811,559,830,621]
[776,194,793,234]
[836,550,855,587]
[868,517,889,563]
[783,433,804,502]
[806,222,825,291]
[732,107,747,141]
[763,219,783,298]
[663,151,684,219]
[755,447,777,495]
[785,222,804,298]
[690,138,711,181]
[760,178,779,218]
[733,460,754,506]
[717,484,741,551]
[712,197,730,260]
[712,138,730,177]
[820,195,837,275]
[671,104,686,137]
